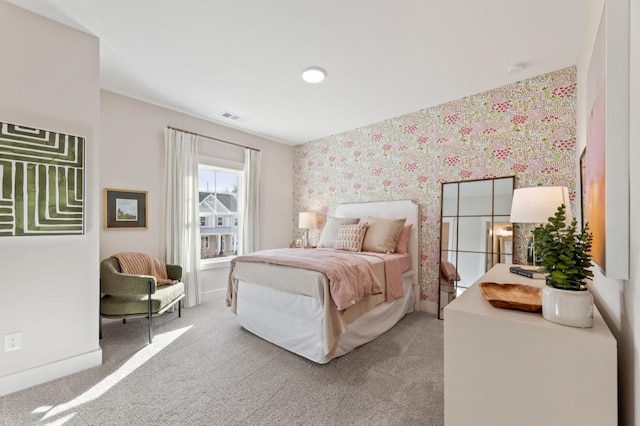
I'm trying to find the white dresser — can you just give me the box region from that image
[444,263,617,426]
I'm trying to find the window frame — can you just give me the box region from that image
[198,163,242,266]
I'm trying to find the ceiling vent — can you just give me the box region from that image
[220,111,249,123]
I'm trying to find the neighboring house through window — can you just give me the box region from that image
[198,165,240,261]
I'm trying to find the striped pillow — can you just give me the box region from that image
[334,223,367,252]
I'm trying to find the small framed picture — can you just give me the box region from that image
[579,147,587,230]
[104,188,147,229]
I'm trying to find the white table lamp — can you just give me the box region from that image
[298,212,318,247]
[509,186,572,266]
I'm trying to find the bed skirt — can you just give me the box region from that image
[236,275,416,363]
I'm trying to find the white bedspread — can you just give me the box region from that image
[229,249,411,357]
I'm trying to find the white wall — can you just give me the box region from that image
[0,1,101,395]
[627,2,640,418]
[100,91,294,301]
[576,0,638,424]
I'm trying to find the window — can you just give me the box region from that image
[198,165,240,261]
[201,236,210,250]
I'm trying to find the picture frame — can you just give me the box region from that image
[104,188,147,229]
[579,147,587,230]
[0,121,85,237]
[585,0,629,279]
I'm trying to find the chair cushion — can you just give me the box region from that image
[100,281,184,317]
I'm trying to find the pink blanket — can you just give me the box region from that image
[113,252,175,285]
[227,248,383,311]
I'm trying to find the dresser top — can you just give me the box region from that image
[445,263,616,345]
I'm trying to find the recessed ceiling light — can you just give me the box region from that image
[302,67,326,83]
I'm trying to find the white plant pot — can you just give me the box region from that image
[542,286,594,328]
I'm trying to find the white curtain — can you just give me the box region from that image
[164,128,201,307]
[240,148,260,254]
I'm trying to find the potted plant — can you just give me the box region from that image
[533,204,595,327]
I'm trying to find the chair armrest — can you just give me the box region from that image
[166,264,182,281]
[101,272,157,296]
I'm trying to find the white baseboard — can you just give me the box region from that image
[200,288,226,304]
[420,300,438,315]
[409,284,437,315]
[0,348,102,397]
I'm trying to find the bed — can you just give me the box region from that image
[226,199,420,363]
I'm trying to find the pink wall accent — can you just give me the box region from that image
[293,67,577,305]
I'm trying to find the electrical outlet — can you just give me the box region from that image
[4,332,21,352]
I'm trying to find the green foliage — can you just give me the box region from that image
[533,204,594,291]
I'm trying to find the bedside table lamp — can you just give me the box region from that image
[298,212,318,247]
[509,186,572,266]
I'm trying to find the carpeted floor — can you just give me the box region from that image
[1,299,444,426]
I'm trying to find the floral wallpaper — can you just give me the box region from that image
[293,67,577,306]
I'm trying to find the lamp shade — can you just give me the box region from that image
[509,186,572,224]
[298,212,318,229]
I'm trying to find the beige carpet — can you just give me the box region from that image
[1,299,444,426]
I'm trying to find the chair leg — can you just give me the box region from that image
[148,280,153,344]
[178,299,182,318]
[123,318,127,324]
[99,279,103,339]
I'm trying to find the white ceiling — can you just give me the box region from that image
[8,0,590,145]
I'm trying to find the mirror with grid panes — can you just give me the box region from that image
[438,176,515,319]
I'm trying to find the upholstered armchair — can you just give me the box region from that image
[99,255,185,343]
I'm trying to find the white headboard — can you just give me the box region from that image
[334,199,420,293]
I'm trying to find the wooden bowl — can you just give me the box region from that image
[478,282,542,313]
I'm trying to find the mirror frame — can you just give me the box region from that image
[438,175,515,319]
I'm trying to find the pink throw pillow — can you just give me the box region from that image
[395,224,412,254]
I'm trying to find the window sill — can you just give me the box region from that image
[201,256,236,271]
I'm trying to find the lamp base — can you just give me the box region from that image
[526,236,535,265]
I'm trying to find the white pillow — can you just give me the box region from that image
[334,223,367,252]
[317,216,360,248]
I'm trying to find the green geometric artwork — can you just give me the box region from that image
[0,121,84,236]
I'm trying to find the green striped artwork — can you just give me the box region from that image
[0,121,84,236]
